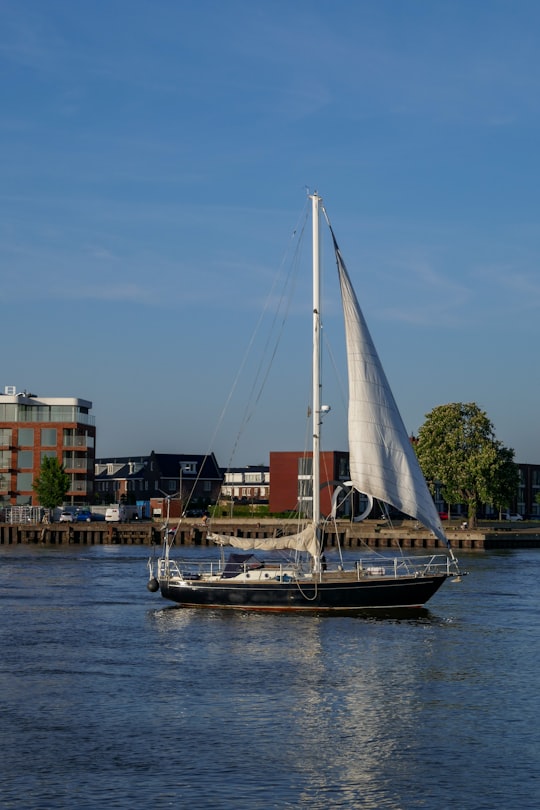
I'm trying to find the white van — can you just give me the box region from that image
[105,504,139,522]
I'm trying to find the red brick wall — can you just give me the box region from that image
[269,451,338,515]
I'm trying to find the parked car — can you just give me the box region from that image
[59,510,74,522]
[503,512,523,521]
[438,512,449,520]
[75,509,92,522]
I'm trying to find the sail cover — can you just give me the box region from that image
[330,230,447,545]
[208,524,320,560]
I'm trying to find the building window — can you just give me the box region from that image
[0,404,17,420]
[18,428,34,446]
[41,451,57,463]
[0,450,10,468]
[41,428,57,447]
[0,429,12,446]
[18,450,33,468]
[17,472,33,491]
[338,456,349,479]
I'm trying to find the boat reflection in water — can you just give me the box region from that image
[150,590,461,808]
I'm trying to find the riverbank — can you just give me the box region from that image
[1,518,540,550]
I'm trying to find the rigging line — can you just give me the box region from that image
[319,202,349,411]
[288,412,313,524]
[224,202,311,468]
[321,511,345,567]
[322,331,347,412]
[227,234,305,462]
[294,578,319,601]
[179,207,309,521]
[200,200,310,470]
[238,210,308,419]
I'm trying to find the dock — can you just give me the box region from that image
[1,519,540,550]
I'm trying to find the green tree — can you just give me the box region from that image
[488,445,521,518]
[33,457,70,511]
[416,402,519,527]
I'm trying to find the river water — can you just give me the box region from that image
[0,544,538,809]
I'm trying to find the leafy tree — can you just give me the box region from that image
[416,402,519,527]
[33,457,70,511]
[488,445,521,518]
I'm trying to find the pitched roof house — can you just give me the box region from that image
[95,451,222,510]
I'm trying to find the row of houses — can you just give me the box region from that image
[1,386,539,519]
[0,386,274,514]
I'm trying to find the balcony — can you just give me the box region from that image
[63,437,94,449]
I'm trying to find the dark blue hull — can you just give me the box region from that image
[159,573,449,613]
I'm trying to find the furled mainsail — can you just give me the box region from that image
[208,524,320,560]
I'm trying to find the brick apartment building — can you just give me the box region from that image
[269,450,355,517]
[0,386,96,507]
[269,449,540,520]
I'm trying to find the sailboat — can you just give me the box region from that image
[147,193,462,612]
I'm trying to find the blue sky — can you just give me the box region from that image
[2,0,539,467]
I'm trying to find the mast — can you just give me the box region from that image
[311,193,321,568]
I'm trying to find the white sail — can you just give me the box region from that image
[331,233,447,545]
[208,524,320,560]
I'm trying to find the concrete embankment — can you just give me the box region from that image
[1,519,540,551]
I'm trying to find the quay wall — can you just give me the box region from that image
[1,519,540,551]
